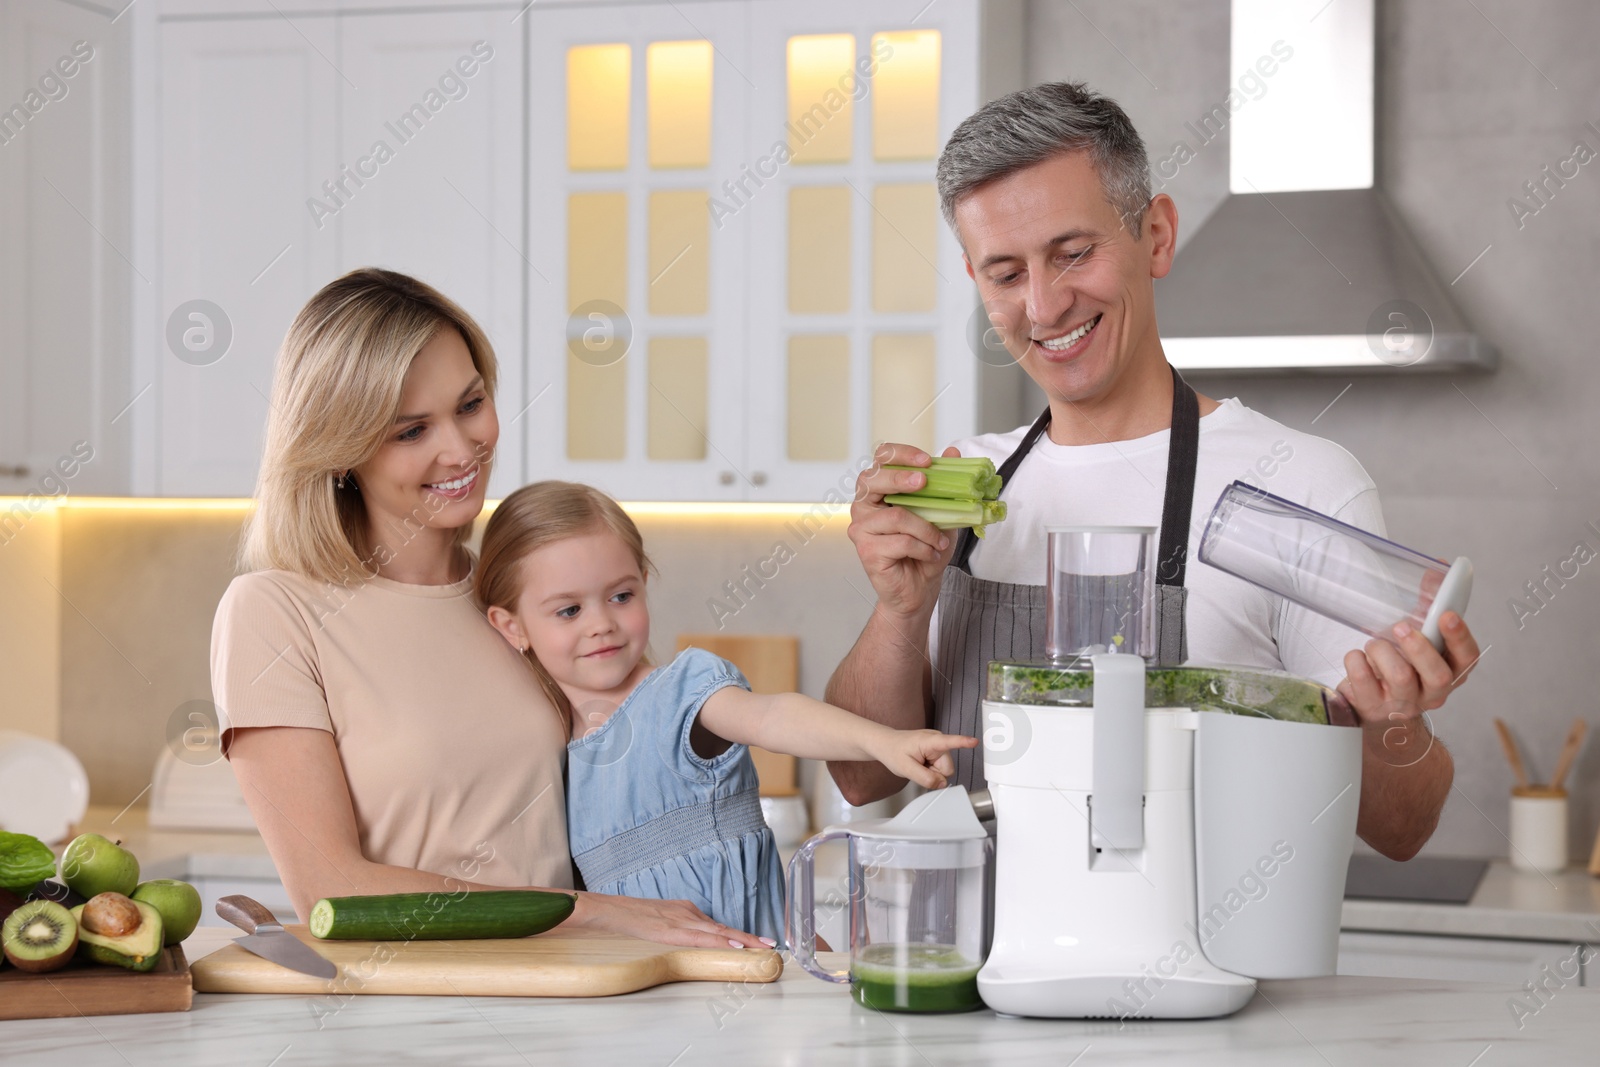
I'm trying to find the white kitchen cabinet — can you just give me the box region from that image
[151,5,525,497]
[156,15,342,497]
[525,0,1027,502]
[1337,931,1589,987]
[0,0,134,496]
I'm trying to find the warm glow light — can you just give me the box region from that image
[619,501,850,521]
[50,498,256,512]
[568,43,632,171]
[2,498,848,521]
[786,34,856,164]
[647,40,713,169]
[871,31,941,161]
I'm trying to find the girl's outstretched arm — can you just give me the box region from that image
[698,688,976,789]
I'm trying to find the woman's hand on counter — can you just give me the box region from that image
[568,892,770,949]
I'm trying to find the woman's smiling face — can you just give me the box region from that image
[354,326,497,546]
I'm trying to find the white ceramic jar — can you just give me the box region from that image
[1509,786,1568,872]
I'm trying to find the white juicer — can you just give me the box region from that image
[973,526,1365,1019]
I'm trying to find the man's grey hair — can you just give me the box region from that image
[936,81,1153,239]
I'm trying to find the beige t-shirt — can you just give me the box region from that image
[210,565,572,890]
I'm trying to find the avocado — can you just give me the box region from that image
[70,899,164,972]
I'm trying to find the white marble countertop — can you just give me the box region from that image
[1342,860,1600,943]
[62,806,1600,945]
[2,927,1596,1065]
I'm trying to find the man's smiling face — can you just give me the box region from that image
[956,150,1176,408]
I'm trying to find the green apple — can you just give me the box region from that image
[59,834,140,900]
[131,879,202,946]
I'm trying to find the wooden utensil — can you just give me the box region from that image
[1549,719,1587,792]
[190,926,782,997]
[0,946,192,1021]
[678,633,801,796]
[1493,718,1530,790]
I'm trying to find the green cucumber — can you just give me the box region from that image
[308,890,577,941]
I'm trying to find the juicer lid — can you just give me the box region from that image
[825,785,988,842]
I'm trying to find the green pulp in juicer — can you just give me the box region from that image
[850,943,983,1013]
[984,661,1340,725]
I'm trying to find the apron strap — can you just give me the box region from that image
[1157,365,1201,587]
[951,404,1052,574]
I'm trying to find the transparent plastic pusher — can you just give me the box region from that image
[1199,481,1473,650]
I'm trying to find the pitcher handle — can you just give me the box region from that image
[785,828,851,983]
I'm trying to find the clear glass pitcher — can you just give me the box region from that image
[786,787,991,1013]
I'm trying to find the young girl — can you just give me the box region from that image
[476,481,977,946]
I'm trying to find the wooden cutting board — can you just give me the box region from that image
[677,633,801,795]
[190,926,783,997]
[0,947,193,1020]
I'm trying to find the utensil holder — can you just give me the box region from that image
[1510,787,1567,872]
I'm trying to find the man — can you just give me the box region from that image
[825,82,1478,861]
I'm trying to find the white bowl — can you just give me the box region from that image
[0,730,90,844]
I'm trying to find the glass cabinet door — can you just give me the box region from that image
[527,0,985,503]
[527,4,750,502]
[742,0,980,501]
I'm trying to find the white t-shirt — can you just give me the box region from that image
[928,397,1382,687]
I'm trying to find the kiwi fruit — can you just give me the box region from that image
[2,899,79,973]
[0,888,21,966]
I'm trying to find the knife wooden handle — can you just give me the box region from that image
[217,894,280,934]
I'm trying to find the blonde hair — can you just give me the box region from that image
[475,481,656,731]
[241,268,499,585]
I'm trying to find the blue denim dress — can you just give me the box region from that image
[565,647,785,944]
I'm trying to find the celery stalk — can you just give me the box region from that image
[885,460,1001,500]
[883,496,1007,536]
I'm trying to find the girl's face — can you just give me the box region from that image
[354,327,497,546]
[501,528,651,700]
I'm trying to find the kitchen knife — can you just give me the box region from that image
[216,894,338,979]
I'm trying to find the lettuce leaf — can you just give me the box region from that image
[0,831,58,892]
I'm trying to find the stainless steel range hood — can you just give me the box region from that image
[1156,0,1497,373]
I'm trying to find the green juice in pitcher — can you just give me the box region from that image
[850,943,984,1013]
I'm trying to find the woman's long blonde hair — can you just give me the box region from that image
[475,481,656,732]
[241,268,498,585]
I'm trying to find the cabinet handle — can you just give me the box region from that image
[0,464,28,478]
[719,471,734,485]
[752,472,767,487]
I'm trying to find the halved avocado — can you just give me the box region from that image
[69,899,164,972]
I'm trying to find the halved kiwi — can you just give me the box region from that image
[2,899,79,973]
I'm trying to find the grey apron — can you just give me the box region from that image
[933,366,1202,792]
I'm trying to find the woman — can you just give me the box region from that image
[211,268,767,948]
